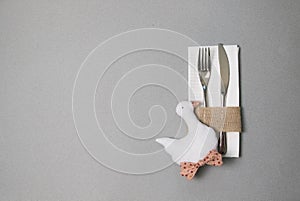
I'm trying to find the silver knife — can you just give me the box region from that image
[218,44,230,155]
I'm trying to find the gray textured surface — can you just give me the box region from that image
[1,0,300,201]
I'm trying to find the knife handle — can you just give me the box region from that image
[218,132,227,155]
[218,93,227,155]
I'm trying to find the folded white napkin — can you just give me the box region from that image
[188,45,240,157]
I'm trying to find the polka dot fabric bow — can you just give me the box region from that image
[180,150,223,180]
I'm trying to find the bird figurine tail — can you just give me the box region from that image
[155,138,175,148]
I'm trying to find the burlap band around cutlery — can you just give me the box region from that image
[194,106,242,132]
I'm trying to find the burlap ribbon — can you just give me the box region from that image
[194,106,242,132]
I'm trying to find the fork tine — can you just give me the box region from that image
[199,48,202,71]
[198,48,201,71]
[208,47,210,70]
[207,47,210,70]
[201,47,204,70]
[198,46,211,107]
[198,46,211,72]
[204,47,207,71]
[204,47,210,71]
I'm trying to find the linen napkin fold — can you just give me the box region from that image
[188,45,240,157]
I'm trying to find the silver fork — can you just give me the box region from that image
[198,47,211,107]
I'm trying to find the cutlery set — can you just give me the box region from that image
[157,43,241,178]
[197,44,230,155]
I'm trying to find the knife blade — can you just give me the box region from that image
[218,44,230,155]
[218,44,230,97]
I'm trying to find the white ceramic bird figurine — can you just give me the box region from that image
[156,101,218,165]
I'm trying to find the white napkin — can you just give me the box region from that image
[188,45,240,157]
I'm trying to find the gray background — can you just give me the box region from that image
[1,0,300,201]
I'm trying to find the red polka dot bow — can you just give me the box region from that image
[180,149,223,180]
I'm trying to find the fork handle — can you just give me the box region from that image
[218,132,227,155]
[203,87,208,107]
